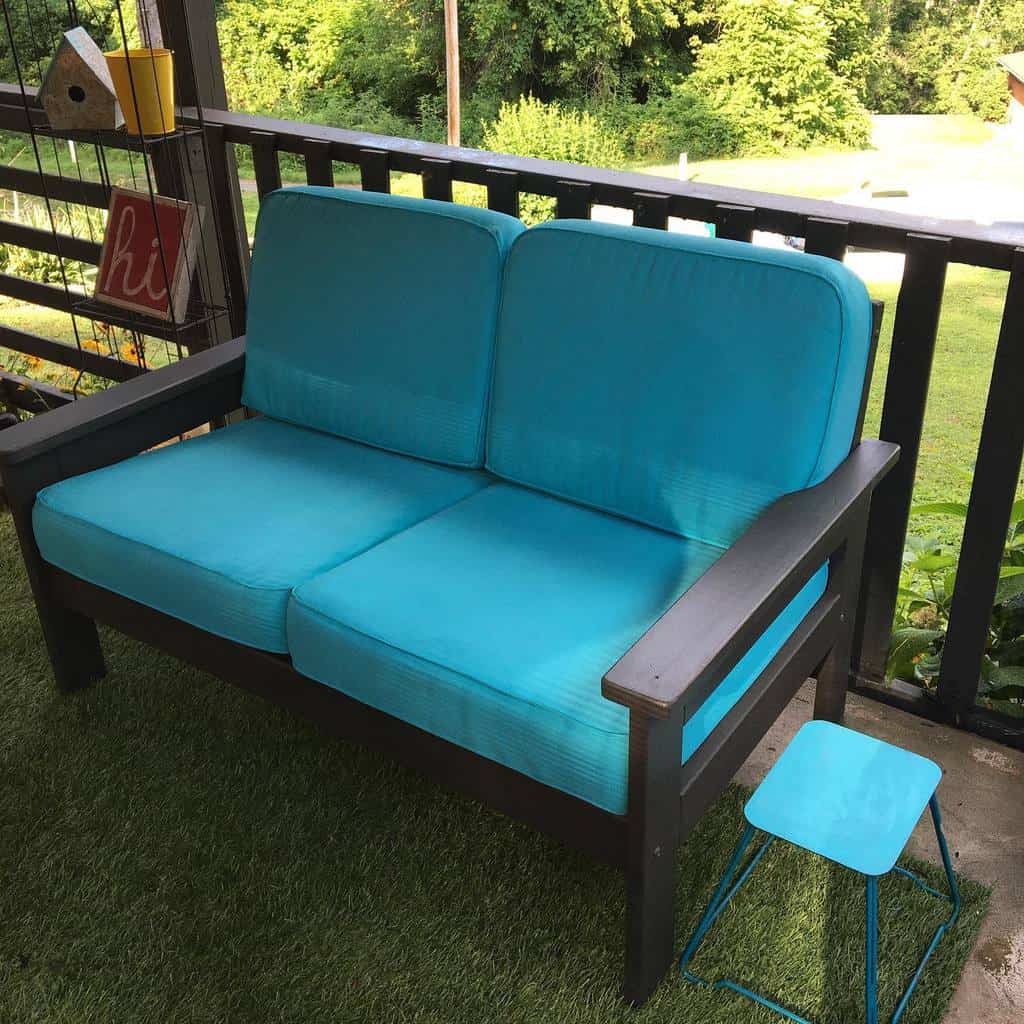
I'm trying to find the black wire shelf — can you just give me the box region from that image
[29,120,203,152]
[72,297,228,345]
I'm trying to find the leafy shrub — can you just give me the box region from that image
[890,498,1024,708]
[302,91,417,139]
[689,0,871,154]
[482,97,624,224]
[597,87,745,163]
[0,201,101,286]
[218,0,356,114]
[872,0,1024,121]
[937,63,1011,125]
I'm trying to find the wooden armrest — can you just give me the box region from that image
[601,439,899,719]
[0,336,246,469]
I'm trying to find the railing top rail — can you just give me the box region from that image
[2,78,1023,269]
[190,105,1024,271]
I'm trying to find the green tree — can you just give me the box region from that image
[482,96,624,222]
[819,0,893,104]
[1,1,124,88]
[875,0,1024,119]
[689,0,871,152]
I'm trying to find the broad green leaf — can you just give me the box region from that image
[887,627,942,680]
[1010,498,1024,527]
[993,636,1024,664]
[904,535,943,559]
[911,553,957,573]
[911,501,968,518]
[982,665,1024,702]
[994,571,1024,606]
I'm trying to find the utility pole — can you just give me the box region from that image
[136,0,163,47]
[443,0,460,146]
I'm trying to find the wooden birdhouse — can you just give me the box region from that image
[39,27,123,131]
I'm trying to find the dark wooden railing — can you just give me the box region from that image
[1,55,1023,749]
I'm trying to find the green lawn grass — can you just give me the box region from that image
[0,514,989,1024]
[863,264,1020,546]
[637,115,1002,203]
[0,298,178,397]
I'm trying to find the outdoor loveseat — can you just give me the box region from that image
[0,187,898,1004]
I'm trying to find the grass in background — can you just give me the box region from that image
[0,298,178,398]
[0,514,989,1024]
[638,115,1003,203]
[862,264,1020,547]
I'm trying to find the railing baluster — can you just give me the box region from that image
[852,233,951,690]
[556,181,593,220]
[805,217,849,261]
[359,148,390,193]
[486,169,519,218]
[937,248,1024,716]
[421,158,453,202]
[302,138,334,187]
[633,192,670,230]
[250,131,282,200]
[714,204,755,242]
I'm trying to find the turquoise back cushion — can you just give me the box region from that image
[487,221,873,547]
[242,187,525,466]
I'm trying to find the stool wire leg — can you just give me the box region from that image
[679,824,772,980]
[931,795,962,925]
[888,795,961,1024]
[680,826,816,1022]
[680,798,960,1024]
[865,875,879,1024]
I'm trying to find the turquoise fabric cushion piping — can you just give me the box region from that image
[287,483,827,813]
[33,417,491,653]
[241,187,525,467]
[487,220,873,547]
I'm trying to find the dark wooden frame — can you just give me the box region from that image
[0,336,897,1004]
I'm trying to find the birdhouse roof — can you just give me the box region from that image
[998,51,1024,85]
[39,26,118,100]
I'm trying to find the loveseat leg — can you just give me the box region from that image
[40,602,106,693]
[8,498,106,693]
[814,500,870,724]
[623,709,682,1005]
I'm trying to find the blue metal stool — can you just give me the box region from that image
[680,721,960,1024]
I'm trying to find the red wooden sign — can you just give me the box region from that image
[95,187,200,322]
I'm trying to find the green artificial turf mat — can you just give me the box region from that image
[0,511,989,1023]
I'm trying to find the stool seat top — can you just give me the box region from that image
[744,721,942,876]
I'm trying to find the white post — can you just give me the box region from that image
[443,0,460,147]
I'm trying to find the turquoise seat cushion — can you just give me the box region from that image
[487,221,873,547]
[744,721,942,875]
[288,483,827,814]
[33,417,490,653]
[241,187,525,467]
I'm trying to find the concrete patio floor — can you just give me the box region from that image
[742,682,1024,1024]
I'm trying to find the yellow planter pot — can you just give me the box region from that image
[105,48,175,136]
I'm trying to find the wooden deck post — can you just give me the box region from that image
[153,0,250,341]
